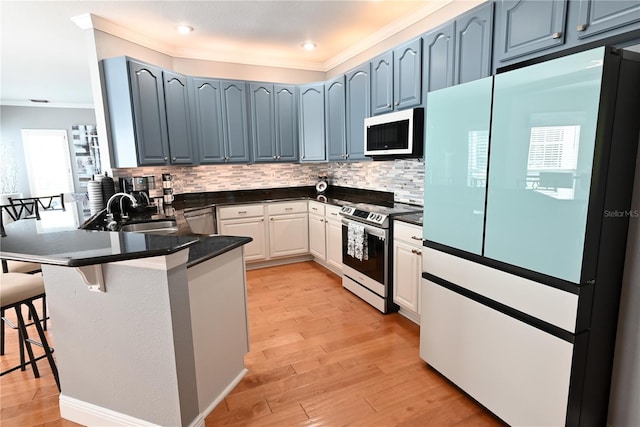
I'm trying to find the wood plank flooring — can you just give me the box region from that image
[1,261,504,426]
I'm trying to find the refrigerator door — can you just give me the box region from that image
[484,47,606,283]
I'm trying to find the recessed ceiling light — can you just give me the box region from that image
[301,41,317,51]
[177,25,194,34]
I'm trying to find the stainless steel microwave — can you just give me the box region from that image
[364,107,424,158]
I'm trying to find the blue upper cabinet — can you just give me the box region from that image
[249,83,276,162]
[370,51,393,115]
[249,83,298,163]
[326,76,347,161]
[454,2,494,85]
[393,38,422,110]
[274,85,298,162]
[370,39,421,115]
[494,0,567,64]
[220,80,251,163]
[163,71,195,165]
[422,22,455,93]
[423,77,493,254]
[573,0,640,40]
[191,78,225,164]
[127,60,170,166]
[101,57,171,167]
[298,83,326,162]
[345,64,371,162]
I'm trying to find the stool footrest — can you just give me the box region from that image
[0,353,50,376]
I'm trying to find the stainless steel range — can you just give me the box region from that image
[339,202,422,313]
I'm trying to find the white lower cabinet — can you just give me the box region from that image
[308,201,343,274]
[392,220,423,323]
[218,207,267,261]
[269,212,309,257]
[325,213,343,272]
[309,212,326,259]
[219,201,309,263]
[420,278,573,426]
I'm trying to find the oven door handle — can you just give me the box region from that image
[341,218,387,239]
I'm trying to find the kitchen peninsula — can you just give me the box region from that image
[0,207,253,427]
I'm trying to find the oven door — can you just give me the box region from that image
[341,218,388,286]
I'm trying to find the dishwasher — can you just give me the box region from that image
[183,205,217,235]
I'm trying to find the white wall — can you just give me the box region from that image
[608,143,640,427]
[0,105,96,197]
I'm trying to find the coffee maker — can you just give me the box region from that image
[119,176,153,207]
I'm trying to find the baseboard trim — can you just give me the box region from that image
[398,307,420,325]
[246,255,313,270]
[200,368,249,420]
[59,394,161,426]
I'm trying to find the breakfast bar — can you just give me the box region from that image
[0,208,253,427]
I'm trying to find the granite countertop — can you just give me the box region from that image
[1,208,252,268]
[394,211,423,227]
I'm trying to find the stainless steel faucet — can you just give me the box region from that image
[107,193,138,229]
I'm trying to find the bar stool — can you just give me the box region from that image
[0,273,59,390]
[1,260,44,357]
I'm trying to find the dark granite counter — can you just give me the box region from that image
[1,212,251,268]
[394,211,423,227]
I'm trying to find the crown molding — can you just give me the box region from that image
[0,100,95,109]
[71,2,457,73]
[323,0,454,71]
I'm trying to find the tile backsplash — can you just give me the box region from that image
[114,159,424,205]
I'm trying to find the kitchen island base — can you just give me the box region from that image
[42,247,249,427]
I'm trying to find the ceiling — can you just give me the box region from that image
[0,0,449,108]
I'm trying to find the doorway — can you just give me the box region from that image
[21,129,75,197]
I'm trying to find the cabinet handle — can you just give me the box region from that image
[273,156,277,159]
[386,104,391,108]
[345,153,349,159]
[285,207,293,211]
[330,212,338,216]
[302,155,305,159]
[164,157,169,161]
[238,210,247,214]
[172,157,177,161]
[415,250,422,256]
[394,101,399,106]
[312,207,318,211]
[411,249,422,255]
[411,236,422,241]
[277,155,281,160]
[270,217,274,221]
[552,32,562,39]
[577,24,587,32]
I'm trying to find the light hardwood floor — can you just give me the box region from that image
[1,261,504,426]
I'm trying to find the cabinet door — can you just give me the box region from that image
[345,65,370,162]
[163,71,194,164]
[274,85,298,161]
[422,22,455,93]
[575,0,640,40]
[423,77,493,255]
[128,60,170,165]
[298,83,326,162]
[370,51,394,115]
[454,3,494,85]
[220,80,251,163]
[269,214,309,257]
[219,217,267,261]
[394,38,422,110]
[325,76,347,161]
[393,240,421,314]
[308,214,327,260]
[249,83,276,162]
[484,48,605,283]
[326,218,343,272]
[191,78,225,164]
[494,0,567,63]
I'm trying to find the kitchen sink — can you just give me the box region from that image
[119,219,178,235]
